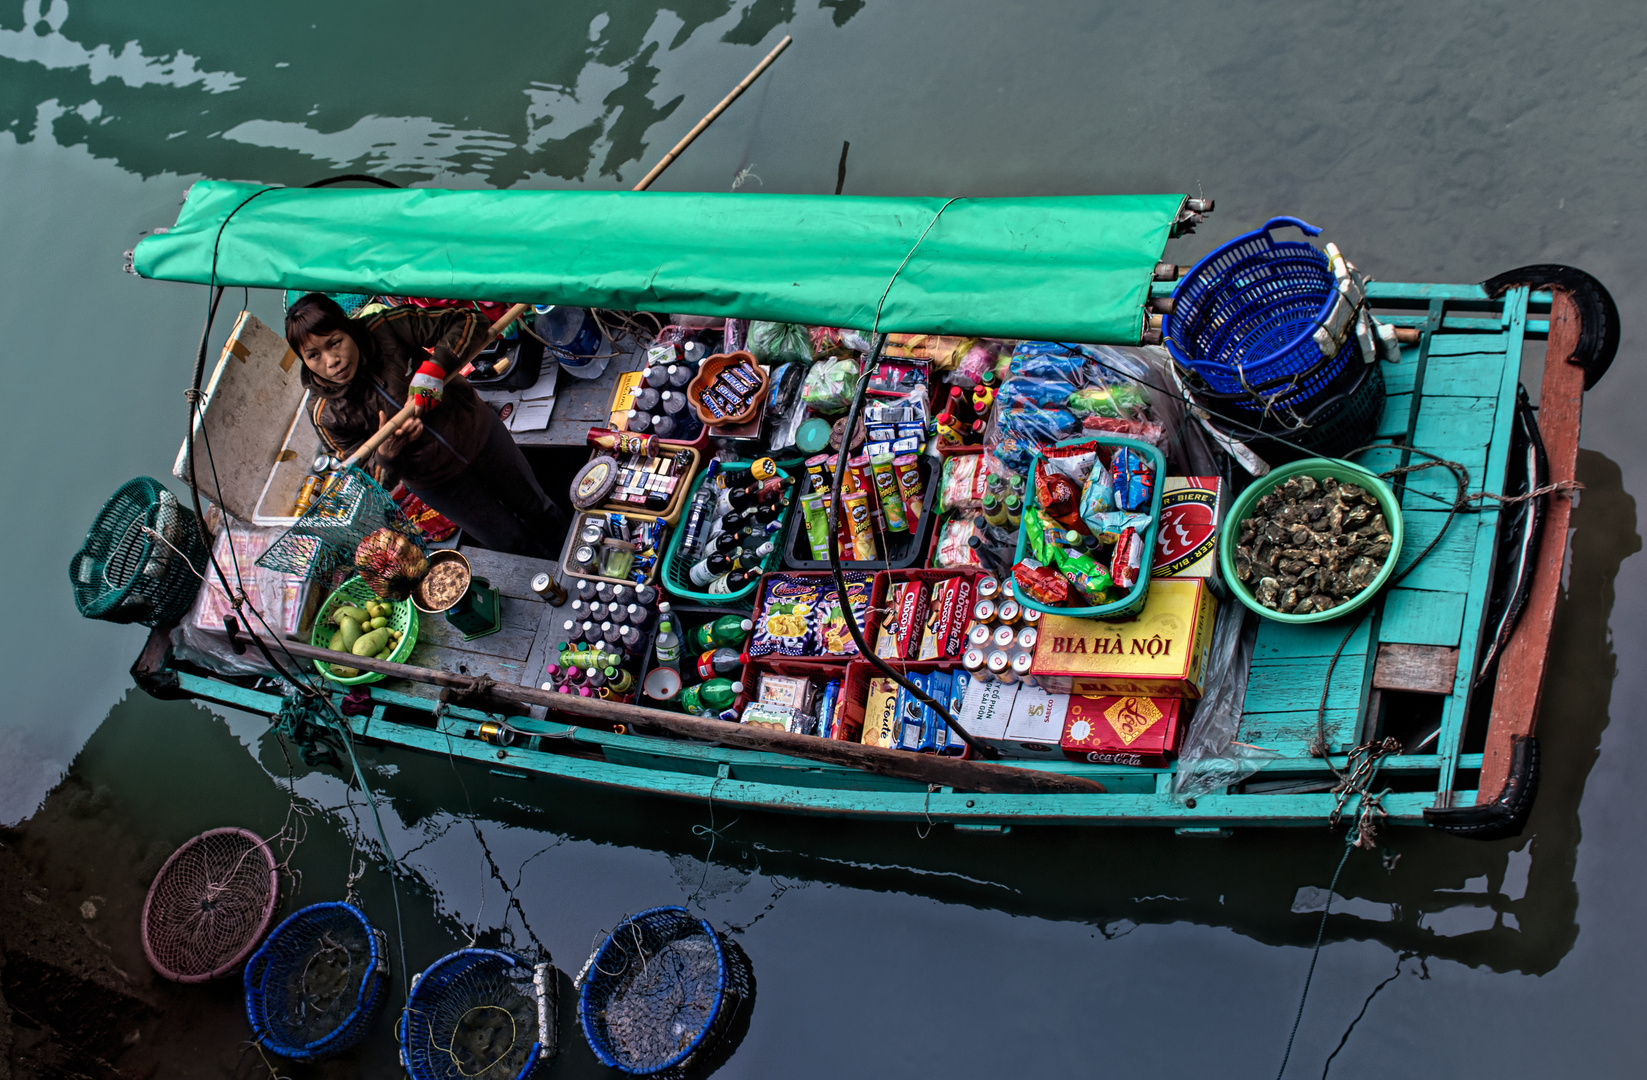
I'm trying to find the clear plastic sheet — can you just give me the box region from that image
[1173,607,1275,800]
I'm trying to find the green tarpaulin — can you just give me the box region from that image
[134,181,1184,344]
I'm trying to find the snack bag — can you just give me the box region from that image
[800,357,860,415]
[750,574,820,657]
[816,572,873,656]
[938,454,989,513]
[1079,463,1116,530]
[1013,558,1069,606]
[1111,447,1156,512]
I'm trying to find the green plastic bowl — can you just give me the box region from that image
[311,576,419,684]
[1218,459,1404,624]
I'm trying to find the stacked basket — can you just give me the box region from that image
[1165,216,1386,461]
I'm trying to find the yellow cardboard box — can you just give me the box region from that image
[1029,578,1219,698]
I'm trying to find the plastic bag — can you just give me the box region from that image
[1173,608,1277,800]
[800,356,860,415]
[749,321,814,365]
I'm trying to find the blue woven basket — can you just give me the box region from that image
[578,907,751,1078]
[244,902,389,1062]
[1166,216,1350,396]
[401,948,557,1080]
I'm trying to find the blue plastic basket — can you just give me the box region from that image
[578,907,752,1078]
[401,948,557,1080]
[244,902,389,1062]
[1166,216,1350,396]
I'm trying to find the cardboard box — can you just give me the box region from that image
[974,683,1069,758]
[1061,696,1185,767]
[955,678,1017,740]
[1152,476,1225,580]
[861,676,900,748]
[1029,578,1219,698]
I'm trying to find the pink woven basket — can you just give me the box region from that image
[141,827,279,983]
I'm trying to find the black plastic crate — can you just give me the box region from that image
[780,455,939,571]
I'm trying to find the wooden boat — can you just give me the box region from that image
[121,182,1617,837]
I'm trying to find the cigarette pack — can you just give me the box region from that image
[1060,695,1185,767]
[1030,578,1219,698]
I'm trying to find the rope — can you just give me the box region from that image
[871,198,960,337]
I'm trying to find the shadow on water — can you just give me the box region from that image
[5,448,1630,1071]
[0,0,838,185]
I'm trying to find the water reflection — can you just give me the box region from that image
[0,0,845,184]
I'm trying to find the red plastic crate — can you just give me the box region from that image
[746,570,885,666]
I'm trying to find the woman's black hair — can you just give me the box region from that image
[285,293,370,356]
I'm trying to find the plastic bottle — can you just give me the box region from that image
[681,678,744,716]
[626,409,651,433]
[691,616,754,651]
[634,583,659,607]
[695,648,744,678]
[573,578,597,601]
[660,390,688,415]
[1004,494,1022,526]
[654,604,682,671]
[666,364,693,388]
[643,364,669,389]
[651,413,677,438]
[983,494,1008,526]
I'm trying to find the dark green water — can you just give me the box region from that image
[4,1,1645,1075]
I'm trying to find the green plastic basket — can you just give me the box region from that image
[661,461,795,607]
[70,477,208,628]
[1011,436,1168,621]
[1217,458,1405,624]
[310,577,418,685]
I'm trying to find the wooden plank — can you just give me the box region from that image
[1479,289,1584,803]
[1425,333,1509,357]
[1245,655,1368,715]
[1435,287,1528,801]
[1404,351,1510,398]
[1398,446,1487,509]
[459,547,560,601]
[1377,393,1413,437]
[1391,511,1479,592]
[1380,587,1467,646]
[512,338,646,448]
[1236,708,1364,757]
[404,641,533,684]
[1412,395,1498,450]
[1253,617,1371,661]
[1373,644,1459,694]
[414,604,538,660]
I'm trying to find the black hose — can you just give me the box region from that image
[825,335,991,756]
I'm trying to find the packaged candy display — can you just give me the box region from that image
[782,451,938,570]
[687,351,771,426]
[560,510,670,586]
[578,429,701,523]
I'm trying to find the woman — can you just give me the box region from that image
[285,293,566,557]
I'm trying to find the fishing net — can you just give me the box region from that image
[70,476,207,627]
[141,827,278,982]
[578,907,752,1078]
[255,467,425,582]
[245,901,390,1062]
[401,949,558,1080]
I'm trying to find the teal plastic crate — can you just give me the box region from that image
[1011,435,1167,620]
[661,461,795,606]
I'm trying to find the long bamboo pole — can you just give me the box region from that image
[631,35,793,192]
[274,638,1105,796]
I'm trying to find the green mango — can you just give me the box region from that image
[330,604,371,626]
[339,616,363,651]
[375,648,392,660]
[352,627,390,657]
[330,663,362,678]
[328,628,345,652]
[369,616,389,630]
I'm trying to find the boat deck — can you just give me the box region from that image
[162,281,1556,828]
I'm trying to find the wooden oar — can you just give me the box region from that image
[276,638,1107,796]
[631,35,792,192]
[340,302,530,469]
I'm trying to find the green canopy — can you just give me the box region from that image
[134,181,1184,343]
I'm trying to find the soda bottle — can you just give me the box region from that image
[690,616,754,651]
[695,648,744,678]
[680,678,744,716]
[654,603,682,672]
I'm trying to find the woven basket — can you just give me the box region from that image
[141,827,279,983]
[244,901,390,1062]
[70,477,207,627]
[400,949,559,1080]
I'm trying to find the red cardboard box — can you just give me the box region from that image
[1151,476,1225,581]
[1060,695,1184,767]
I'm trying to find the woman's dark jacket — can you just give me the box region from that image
[302,305,492,488]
